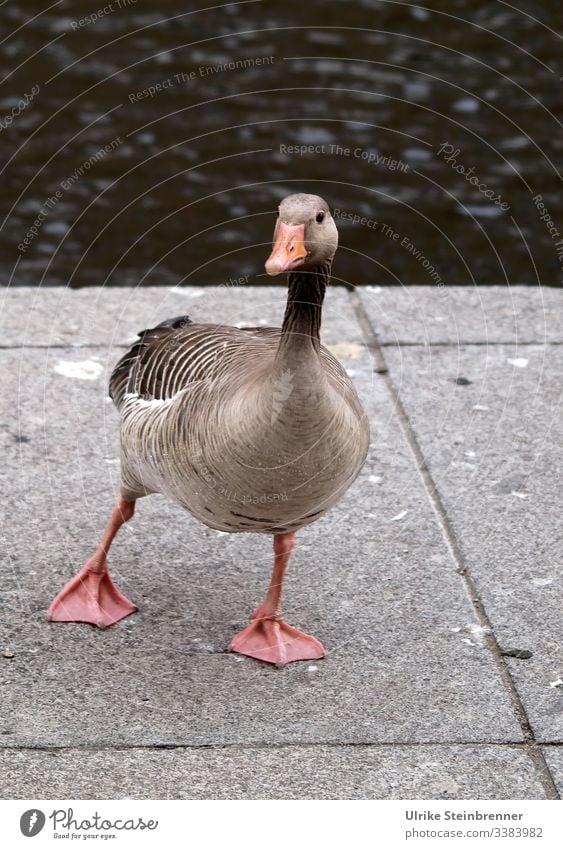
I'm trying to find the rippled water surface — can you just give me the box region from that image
[0,0,561,286]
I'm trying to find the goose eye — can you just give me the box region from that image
[316,211,325,223]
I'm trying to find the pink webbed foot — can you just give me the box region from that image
[48,559,137,628]
[230,614,325,666]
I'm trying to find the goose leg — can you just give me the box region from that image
[48,497,137,628]
[229,532,325,666]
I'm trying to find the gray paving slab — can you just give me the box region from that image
[382,343,563,742]
[0,285,360,349]
[543,748,563,798]
[0,338,522,749]
[357,285,563,345]
[0,745,547,800]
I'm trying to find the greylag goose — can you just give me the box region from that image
[49,193,370,665]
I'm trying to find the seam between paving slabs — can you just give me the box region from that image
[350,289,560,801]
[2,742,563,753]
[4,295,558,790]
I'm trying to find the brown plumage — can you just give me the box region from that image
[49,193,370,666]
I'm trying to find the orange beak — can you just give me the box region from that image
[265,222,308,276]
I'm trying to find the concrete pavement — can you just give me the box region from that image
[0,284,561,799]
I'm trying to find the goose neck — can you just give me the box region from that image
[278,261,331,356]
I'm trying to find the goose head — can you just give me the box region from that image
[265,193,338,276]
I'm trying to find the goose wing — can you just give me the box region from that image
[109,316,284,410]
[110,314,355,413]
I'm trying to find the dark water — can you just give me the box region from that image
[0,0,561,287]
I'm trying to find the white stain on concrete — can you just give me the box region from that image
[390,510,408,522]
[327,342,364,360]
[532,578,553,587]
[507,357,529,368]
[54,359,104,380]
[170,286,205,298]
[459,623,491,647]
